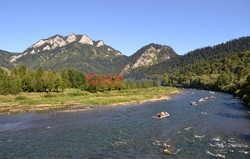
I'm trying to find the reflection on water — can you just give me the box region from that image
[0,89,249,158]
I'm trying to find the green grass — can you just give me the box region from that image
[0,87,178,114]
[15,96,28,101]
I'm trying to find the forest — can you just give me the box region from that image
[132,37,250,74]
[162,51,250,106]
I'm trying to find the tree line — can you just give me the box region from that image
[0,65,161,95]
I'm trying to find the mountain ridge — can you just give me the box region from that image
[0,33,177,74]
[130,36,250,74]
[0,35,249,75]
[6,33,126,74]
[121,43,178,74]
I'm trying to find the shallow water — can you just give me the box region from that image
[0,89,249,158]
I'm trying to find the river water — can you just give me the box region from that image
[0,89,249,158]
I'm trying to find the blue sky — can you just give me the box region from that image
[0,0,249,56]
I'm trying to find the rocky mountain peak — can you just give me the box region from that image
[131,46,157,69]
[32,40,46,48]
[30,34,65,51]
[66,33,76,43]
[96,40,104,47]
[120,43,177,73]
[79,35,93,45]
[49,35,66,49]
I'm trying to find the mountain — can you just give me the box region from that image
[2,33,177,74]
[1,35,249,105]
[131,36,250,74]
[0,50,17,68]
[1,34,249,76]
[8,33,127,74]
[120,43,178,74]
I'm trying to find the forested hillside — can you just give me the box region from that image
[0,50,15,68]
[121,43,178,73]
[130,37,250,106]
[132,37,250,74]
[162,51,250,105]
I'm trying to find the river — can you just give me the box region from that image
[0,89,249,158]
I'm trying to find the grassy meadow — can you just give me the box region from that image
[0,86,178,114]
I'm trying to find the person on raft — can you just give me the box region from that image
[157,112,167,118]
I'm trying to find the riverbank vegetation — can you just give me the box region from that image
[0,65,163,95]
[162,51,250,106]
[0,64,180,113]
[0,87,178,114]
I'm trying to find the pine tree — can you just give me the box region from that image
[35,66,45,92]
[60,68,69,91]
[162,73,169,86]
[21,72,34,92]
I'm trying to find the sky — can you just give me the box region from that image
[0,0,249,56]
